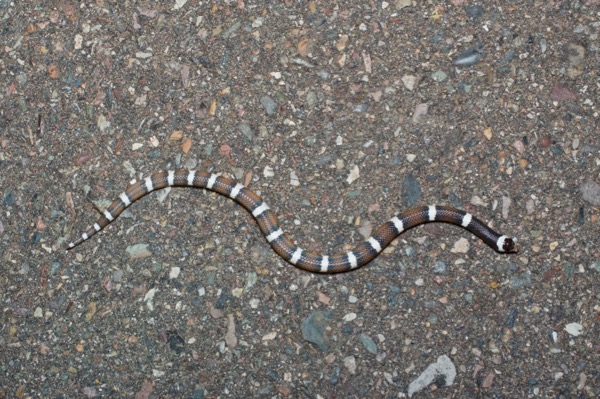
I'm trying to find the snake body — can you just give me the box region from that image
[67,170,516,273]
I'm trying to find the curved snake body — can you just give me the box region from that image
[67,170,516,273]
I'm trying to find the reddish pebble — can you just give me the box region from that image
[219,143,231,156]
[550,85,578,101]
[74,153,91,165]
[539,136,552,149]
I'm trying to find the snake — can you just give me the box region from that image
[66,169,517,273]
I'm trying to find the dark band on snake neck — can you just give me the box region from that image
[66,169,516,273]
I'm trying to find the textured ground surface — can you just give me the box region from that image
[1,1,599,398]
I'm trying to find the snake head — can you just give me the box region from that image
[503,237,517,253]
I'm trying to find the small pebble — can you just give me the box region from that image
[301,311,331,351]
[504,308,518,328]
[579,180,600,206]
[343,312,357,322]
[411,103,429,123]
[353,104,369,113]
[395,0,411,10]
[431,70,447,82]
[263,165,274,178]
[453,45,484,67]
[166,330,185,354]
[433,261,448,273]
[169,267,181,279]
[4,191,14,206]
[260,96,278,116]
[238,123,254,140]
[346,165,360,184]
[407,355,456,398]
[402,75,418,91]
[126,244,152,260]
[359,334,378,354]
[222,21,241,38]
[564,322,583,336]
[450,238,470,253]
[97,114,110,130]
[539,135,552,148]
[343,356,357,374]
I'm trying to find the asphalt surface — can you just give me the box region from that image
[1,1,598,398]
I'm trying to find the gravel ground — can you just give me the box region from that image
[1,1,599,398]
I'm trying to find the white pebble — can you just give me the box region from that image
[343,356,357,374]
[470,195,488,207]
[97,114,111,131]
[343,312,357,322]
[169,267,181,279]
[402,75,417,91]
[290,171,300,186]
[74,34,83,50]
[346,165,360,184]
[263,165,274,178]
[451,237,470,253]
[262,331,277,341]
[564,322,583,336]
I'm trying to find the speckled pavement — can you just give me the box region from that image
[1,1,598,398]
